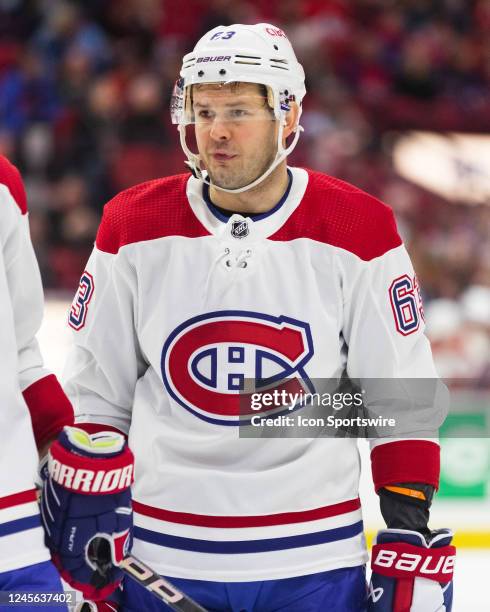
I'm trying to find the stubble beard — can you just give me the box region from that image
[205,132,277,190]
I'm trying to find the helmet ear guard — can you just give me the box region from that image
[172,23,306,194]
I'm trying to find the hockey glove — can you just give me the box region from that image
[40,426,134,600]
[368,528,455,612]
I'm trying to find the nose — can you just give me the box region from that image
[209,117,231,141]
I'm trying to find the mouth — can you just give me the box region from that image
[211,152,237,162]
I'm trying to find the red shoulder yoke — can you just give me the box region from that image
[96,174,210,254]
[270,169,402,261]
[0,155,27,214]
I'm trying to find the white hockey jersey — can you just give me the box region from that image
[0,156,72,573]
[64,167,442,582]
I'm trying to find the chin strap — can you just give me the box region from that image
[179,116,304,194]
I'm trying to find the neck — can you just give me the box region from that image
[208,162,289,215]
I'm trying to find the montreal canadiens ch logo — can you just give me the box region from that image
[161,311,314,425]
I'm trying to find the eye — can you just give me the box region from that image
[197,109,214,120]
[230,109,249,119]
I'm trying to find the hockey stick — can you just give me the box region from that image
[88,538,208,612]
[117,553,208,612]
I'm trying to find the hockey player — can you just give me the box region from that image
[0,156,73,607]
[49,24,455,611]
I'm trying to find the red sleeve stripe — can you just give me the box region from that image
[371,440,440,491]
[0,489,37,510]
[133,497,361,528]
[22,374,74,449]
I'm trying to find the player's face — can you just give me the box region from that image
[193,83,277,190]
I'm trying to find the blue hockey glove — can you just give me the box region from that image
[40,427,134,600]
[368,529,455,611]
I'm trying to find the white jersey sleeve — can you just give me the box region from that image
[5,195,49,391]
[63,213,147,435]
[0,156,72,572]
[339,204,444,491]
[342,245,433,378]
[0,158,73,449]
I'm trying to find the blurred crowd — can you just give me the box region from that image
[0,0,489,384]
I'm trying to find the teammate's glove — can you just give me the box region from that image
[368,528,455,611]
[40,427,134,600]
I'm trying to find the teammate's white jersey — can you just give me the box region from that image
[64,167,442,581]
[0,156,73,573]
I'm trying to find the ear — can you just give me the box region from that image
[282,101,300,141]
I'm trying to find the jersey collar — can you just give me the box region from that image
[186,167,308,238]
[202,169,293,223]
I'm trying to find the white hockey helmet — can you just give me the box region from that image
[171,23,306,193]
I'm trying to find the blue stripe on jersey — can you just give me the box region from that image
[134,520,363,554]
[0,515,41,537]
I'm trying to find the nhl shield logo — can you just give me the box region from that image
[231,220,249,239]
